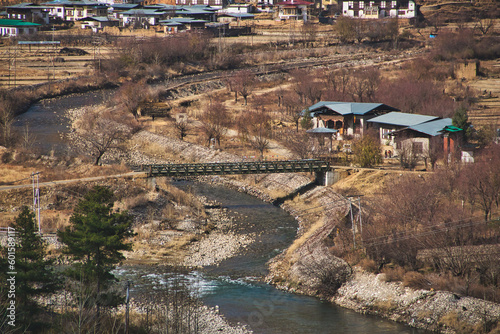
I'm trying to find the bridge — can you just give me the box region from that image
[142,160,330,178]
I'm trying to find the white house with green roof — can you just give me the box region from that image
[0,19,41,36]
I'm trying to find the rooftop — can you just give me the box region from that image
[367,112,439,127]
[0,18,41,26]
[306,101,399,116]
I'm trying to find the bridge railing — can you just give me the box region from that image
[142,160,330,177]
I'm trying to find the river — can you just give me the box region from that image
[15,92,427,333]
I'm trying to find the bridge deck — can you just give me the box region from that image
[143,160,330,177]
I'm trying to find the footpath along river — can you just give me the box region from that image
[14,92,428,333]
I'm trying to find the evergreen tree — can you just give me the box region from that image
[452,105,472,143]
[58,186,134,314]
[301,108,313,130]
[352,133,382,168]
[0,206,57,332]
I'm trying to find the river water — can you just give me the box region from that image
[15,92,426,333]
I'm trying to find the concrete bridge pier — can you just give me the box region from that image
[315,170,341,186]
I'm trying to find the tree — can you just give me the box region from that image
[0,207,57,332]
[71,107,139,165]
[174,120,190,141]
[352,132,382,168]
[58,186,134,320]
[300,108,313,130]
[335,17,356,44]
[199,100,231,147]
[229,70,256,105]
[237,109,272,159]
[452,105,472,143]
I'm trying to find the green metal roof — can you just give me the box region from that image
[0,19,41,27]
[441,125,462,133]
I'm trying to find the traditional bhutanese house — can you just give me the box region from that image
[42,0,108,22]
[367,112,440,147]
[306,101,399,138]
[159,17,207,30]
[217,12,254,23]
[5,3,50,25]
[120,8,168,27]
[0,19,41,36]
[275,0,313,21]
[387,118,454,156]
[79,16,119,32]
[109,4,141,20]
[174,5,218,21]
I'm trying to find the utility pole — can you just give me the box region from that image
[32,172,41,234]
[125,280,130,334]
[349,198,355,249]
[358,196,363,246]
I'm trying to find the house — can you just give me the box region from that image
[220,3,254,14]
[159,17,207,30]
[109,3,141,20]
[385,118,454,156]
[367,111,439,146]
[120,8,168,26]
[79,16,119,32]
[306,101,399,138]
[0,19,41,36]
[43,0,108,22]
[340,0,416,18]
[175,0,224,8]
[5,3,50,25]
[217,12,254,23]
[275,0,313,21]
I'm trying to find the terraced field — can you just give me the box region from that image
[469,73,500,130]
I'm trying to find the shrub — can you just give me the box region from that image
[382,266,406,282]
[403,271,430,290]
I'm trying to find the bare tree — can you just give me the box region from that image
[0,102,15,147]
[474,18,495,36]
[174,121,190,141]
[237,109,272,159]
[199,100,231,147]
[230,70,256,105]
[71,107,139,165]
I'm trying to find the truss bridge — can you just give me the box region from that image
[142,160,330,177]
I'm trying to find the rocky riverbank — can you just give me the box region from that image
[123,129,500,333]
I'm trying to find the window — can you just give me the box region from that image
[382,128,391,139]
[412,141,423,154]
[381,1,385,7]
[391,1,397,7]
[348,1,354,8]
[359,1,364,8]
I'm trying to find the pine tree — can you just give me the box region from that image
[57,186,134,314]
[452,105,472,143]
[0,206,57,332]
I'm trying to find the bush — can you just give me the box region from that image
[382,266,406,282]
[403,271,430,290]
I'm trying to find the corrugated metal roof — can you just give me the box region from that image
[306,101,399,116]
[407,118,452,136]
[367,112,439,127]
[0,19,41,26]
[306,127,338,133]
